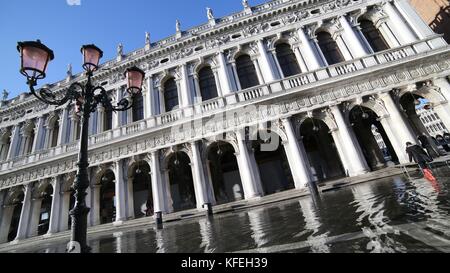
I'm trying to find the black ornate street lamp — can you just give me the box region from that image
[17,40,145,253]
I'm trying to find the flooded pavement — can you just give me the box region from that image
[4,167,450,253]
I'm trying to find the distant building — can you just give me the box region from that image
[410,0,450,43]
[417,107,448,137]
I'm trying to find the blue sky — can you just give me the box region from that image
[0,0,268,99]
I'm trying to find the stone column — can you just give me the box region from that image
[297,27,324,70]
[113,160,127,224]
[291,45,309,73]
[27,197,43,238]
[230,61,242,91]
[59,191,71,232]
[57,109,68,146]
[112,88,122,129]
[378,21,402,48]
[281,118,313,190]
[0,205,15,243]
[339,15,370,58]
[432,79,450,130]
[69,115,79,142]
[190,141,210,209]
[235,130,263,198]
[378,92,417,163]
[252,58,265,85]
[18,132,29,156]
[126,176,134,219]
[14,184,32,241]
[330,105,369,176]
[7,125,20,159]
[217,51,233,95]
[212,68,224,97]
[31,117,45,153]
[150,151,165,214]
[382,1,417,45]
[146,76,155,117]
[257,39,277,82]
[179,64,192,108]
[96,105,105,133]
[334,34,353,61]
[392,0,434,39]
[193,75,202,101]
[46,177,61,235]
[90,184,101,226]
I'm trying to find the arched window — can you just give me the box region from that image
[275,43,301,77]
[236,54,259,89]
[198,66,218,101]
[317,32,345,65]
[51,120,59,148]
[132,93,144,122]
[26,129,35,154]
[359,20,389,52]
[104,108,113,131]
[163,78,179,112]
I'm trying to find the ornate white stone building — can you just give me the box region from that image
[0,0,450,245]
[417,106,448,137]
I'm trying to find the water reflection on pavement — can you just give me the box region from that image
[6,167,450,253]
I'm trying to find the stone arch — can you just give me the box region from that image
[315,19,343,40]
[348,103,400,170]
[92,164,115,186]
[0,128,11,144]
[205,139,244,204]
[297,113,346,182]
[127,157,153,219]
[162,145,194,170]
[359,5,389,28]
[414,82,448,105]
[251,128,295,195]
[344,97,390,123]
[0,186,25,243]
[3,186,25,206]
[46,113,60,130]
[163,146,196,212]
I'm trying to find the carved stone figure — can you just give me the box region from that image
[117,43,123,56]
[207,7,214,20]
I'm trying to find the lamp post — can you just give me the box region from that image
[17,40,145,253]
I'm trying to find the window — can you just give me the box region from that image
[236,54,260,89]
[359,20,389,52]
[51,121,59,148]
[132,93,144,122]
[27,129,35,154]
[316,32,345,65]
[198,66,218,101]
[104,108,113,131]
[275,43,301,77]
[164,78,179,112]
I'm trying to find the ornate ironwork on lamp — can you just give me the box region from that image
[17,39,145,253]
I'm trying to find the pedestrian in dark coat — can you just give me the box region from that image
[405,142,432,169]
[443,133,450,152]
[417,133,439,159]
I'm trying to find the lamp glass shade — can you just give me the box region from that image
[125,67,145,94]
[17,41,54,80]
[81,45,103,72]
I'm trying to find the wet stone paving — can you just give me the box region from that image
[4,167,450,253]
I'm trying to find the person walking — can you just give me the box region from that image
[417,133,440,159]
[443,133,450,152]
[406,142,435,181]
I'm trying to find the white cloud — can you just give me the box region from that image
[67,0,81,6]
